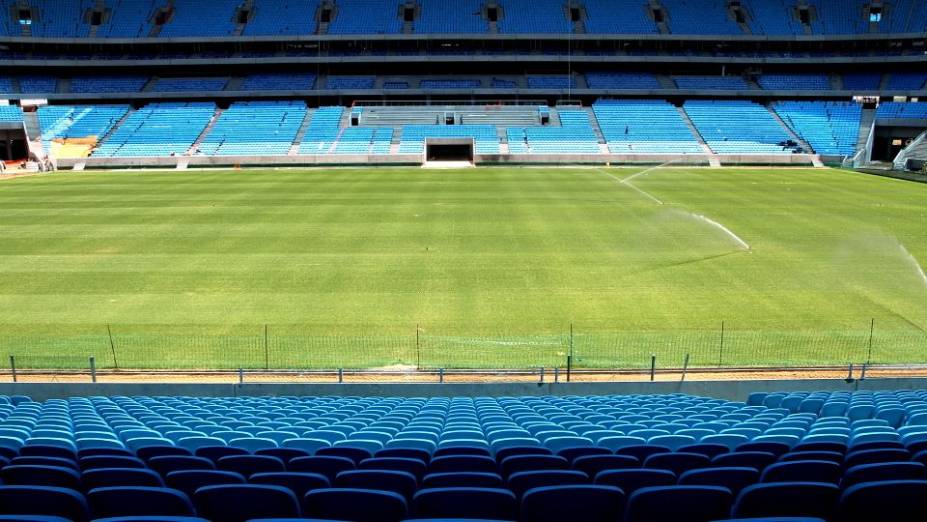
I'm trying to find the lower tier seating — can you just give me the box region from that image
[0,392,921,520]
[594,100,703,154]
[685,100,798,154]
[23,99,894,158]
[774,101,862,156]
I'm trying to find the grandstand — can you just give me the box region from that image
[0,390,920,520]
[2,5,927,522]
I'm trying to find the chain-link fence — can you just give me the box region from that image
[2,321,925,372]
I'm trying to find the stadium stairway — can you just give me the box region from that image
[675,106,720,166]
[188,107,226,155]
[856,107,876,153]
[94,107,136,150]
[288,109,316,156]
[765,105,820,162]
[22,112,40,142]
[583,106,607,149]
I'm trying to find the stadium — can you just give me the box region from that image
[0,0,926,520]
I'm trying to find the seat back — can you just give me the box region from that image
[412,487,517,520]
[0,485,90,522]
[837,479,927,522]
[303,487,408,522]
[87,487,195,519]
[625,485,732,522]
[733,481,840,520]
[521,485,625,522]
[83,468,165,489]
[194,484,300,522]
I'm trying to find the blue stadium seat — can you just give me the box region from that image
[760,460,842,483]
[520,485,625,522]
[289,456,356,481]
[194,484,301,522]
[836,480,927,522]
[594,469,676,494]
[249,472,331,497]
[0,486,90,521]
[411,488,517,520]
[303,488,408,522]
[421,472,504,488]
[335,469,418,501]
[87,487,195,519]
[625,485,733,522]
[507,470,588,497]
[732,482,841,519]
[163,470,246,498]
[82,468,165,489]
[1,465,81,489]
[678,466,760,496]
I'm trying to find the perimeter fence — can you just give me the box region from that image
[2,321,925,372]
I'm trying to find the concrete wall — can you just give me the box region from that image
[59,153,822,169]
[4,377,926,402]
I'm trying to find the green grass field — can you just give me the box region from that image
[1,166,927,370]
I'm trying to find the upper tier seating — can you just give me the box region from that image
[97,0,160,37]
[151,78,228,92]
[882,0,927,33]
[159,0,240,37]
[684,100,796,154]
[744,0,803,34]
[415,0,487,33]
[19,76,57,94]
[2,0,925,37]
[806,0,869,35]
[593,99,703,154]
[661,0,743,35]
[398,125,500,154]
[774,101,862,156]
[298,106,344,154]
[18,0,93,37]
[197,101,306,156]
[527,76,576,89]
[875,102,927,119]
[758,74,832,90]
[69,76,148,93]
[885,73,927,91]
[92,102,215,157]
[582,0,659,34]
[0,392,924,520]
[420,79,482,89]
[326,76,376,90]
[242,0,320,35]
[328,0,402,34]
[239,73,317,91]
[585,73,661,90]
[496,0,572,34]
[673,75,749,90]
[0,105,22,122]
[0,77,13,94]
[842,73,882,91]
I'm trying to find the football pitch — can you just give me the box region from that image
[1,166,926,370]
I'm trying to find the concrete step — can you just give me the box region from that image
[96,107,136,150]
[675,106,709,147]
[766,104,814,154]
[188,107,225,154]
[289,109,315,155]
[856,107,876,151]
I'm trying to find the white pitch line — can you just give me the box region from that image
[595,163,674,206]
[692,213,751,250]
[620,161,677,185]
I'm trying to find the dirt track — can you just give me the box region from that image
[10,366,925,384]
